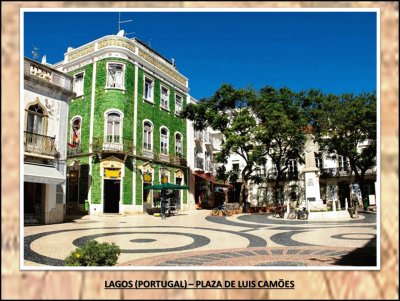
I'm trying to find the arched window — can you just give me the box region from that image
[143,121,153,151]
[175,133,182,156]
[106,112,121,143]
[160,127,169,154]
[26,103,45,134]
[71,117,82,146]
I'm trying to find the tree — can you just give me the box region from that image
[251,86,308,205]
[182,84,267,206]
[310,92,377,200]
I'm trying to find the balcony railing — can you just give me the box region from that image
[24,131,57,157]
[267,171,298,180]
[141,149,154,159]
[174,155,187,167]
[67,143,82,156]
[24,58,73,91]
[158,152,170,162]
[320,167,352,178]
[91,137,134,154]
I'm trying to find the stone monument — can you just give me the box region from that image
[302,136,324,210]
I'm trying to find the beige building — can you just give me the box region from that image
[23,57,75,224]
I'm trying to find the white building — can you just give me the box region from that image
[23,57,75,224]
[225,135,376,211]
[187,97,230,208]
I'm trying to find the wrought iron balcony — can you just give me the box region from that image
[158,152,170,162]
[266,171,298,181]
[91,137,134,154]
[24,131,57,157]
[320,167,352,178]
[173,155,187,167]
[67,143,82,156]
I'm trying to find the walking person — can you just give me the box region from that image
[160,189,168,220]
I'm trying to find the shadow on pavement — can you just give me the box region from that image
[334,236,377,266]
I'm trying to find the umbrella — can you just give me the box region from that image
[143,182,189,190]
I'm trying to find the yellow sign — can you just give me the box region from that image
[104,168,121,179]
[143,173,152,183]
[161,175,168,184]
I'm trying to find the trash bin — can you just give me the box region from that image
[363,197,369,210]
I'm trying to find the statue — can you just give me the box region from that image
[348,183,363,218]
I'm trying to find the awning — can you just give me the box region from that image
[193,171,233,189]
[24,163,65,185]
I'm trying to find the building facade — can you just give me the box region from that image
[187,97,230,208]
[55,34,189,215]
[23,57,75,224]
[226,136,377,210]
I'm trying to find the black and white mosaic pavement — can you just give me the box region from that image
[24,211,377,267]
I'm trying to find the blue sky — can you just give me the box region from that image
[24,11,377,99]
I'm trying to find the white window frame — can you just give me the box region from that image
[287,159,298,173]
[73,71,85,97]
[143,75,154,103]
[143,120,153,152]
[175,132,183,156]
[175,93,183,114]
[103,109,124,144]
[160,126,169,155]
[106,62,125,90]
[160,84,170,111]
[338,155,348,171]
[70,115,83,146]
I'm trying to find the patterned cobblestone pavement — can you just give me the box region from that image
[24,210,377,267]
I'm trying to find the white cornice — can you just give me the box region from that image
[60,46,189,93]
[59,35,188,89]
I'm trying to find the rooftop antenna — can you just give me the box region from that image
[118,12,133,34]
[31,45,39,61]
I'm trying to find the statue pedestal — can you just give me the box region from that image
[303,167,324,210]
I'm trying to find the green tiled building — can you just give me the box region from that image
[55,34,189,215]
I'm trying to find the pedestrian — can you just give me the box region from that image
[160,189,168,220]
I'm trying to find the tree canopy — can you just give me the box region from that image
[310,91,377,198]
[183,83,377,203]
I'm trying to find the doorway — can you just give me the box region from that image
[338,183,350,209]
[24,182,44,224]
[103,179,120,213]
[143,182,152,214]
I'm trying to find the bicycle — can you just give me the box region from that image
[211,203,234,216]
[272,203,287,218]
[165,197,178,217]
[288,207,309,220]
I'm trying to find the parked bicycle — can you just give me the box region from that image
[160,197,178,219]
[166,197,178,217]
[272,202,287,218]
[288,207,309,220]
[212,203,234,216]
